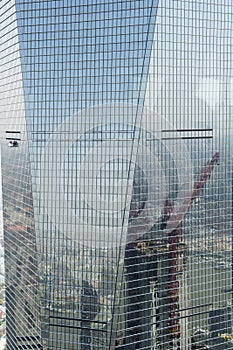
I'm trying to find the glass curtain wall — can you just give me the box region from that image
[0,1,232,349]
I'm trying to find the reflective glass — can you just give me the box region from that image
[0,1,232,349]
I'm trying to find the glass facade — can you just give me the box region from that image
[0,1,232,349]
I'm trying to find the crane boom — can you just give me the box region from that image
[164,151,220,232]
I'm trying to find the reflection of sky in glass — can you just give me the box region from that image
[16,1,159,132]
[145,1,233,137]
[12,0,233,143]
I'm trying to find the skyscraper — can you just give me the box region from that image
[0,1,232,349]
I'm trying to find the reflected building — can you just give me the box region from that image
[0,1,233,349]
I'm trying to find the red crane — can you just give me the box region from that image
[123,152,220,349]
[164,151,220,339]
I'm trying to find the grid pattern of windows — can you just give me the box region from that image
[0,1,233,349]
[0,0,42,349]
